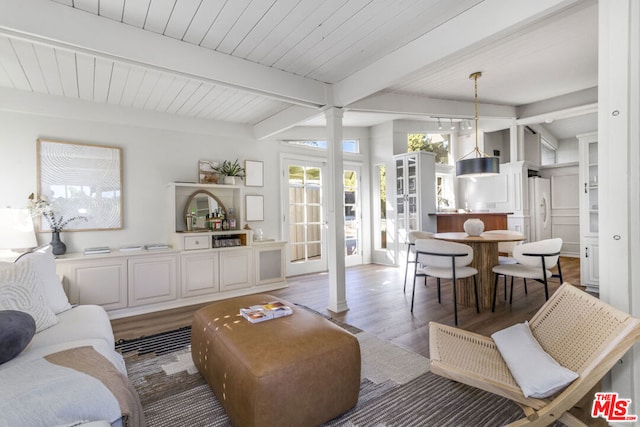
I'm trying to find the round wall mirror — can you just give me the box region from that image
[184,190,226,230]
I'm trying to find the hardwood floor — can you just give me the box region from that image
[112,256,606,426]
[112,257,581,359]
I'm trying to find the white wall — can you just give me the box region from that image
[556,138,579,163]
[0,90,281,253]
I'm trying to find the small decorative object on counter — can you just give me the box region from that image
[228,209,237,230]
[463,218,485,236]
[27,193,87,255]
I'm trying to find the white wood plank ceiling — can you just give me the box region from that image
[0,0,598,133]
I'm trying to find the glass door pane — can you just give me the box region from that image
[344,166,362,266]
[283,159,327,276]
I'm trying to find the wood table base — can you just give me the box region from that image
[457,241,499,310]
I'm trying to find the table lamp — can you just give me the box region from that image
[0,208,38,261]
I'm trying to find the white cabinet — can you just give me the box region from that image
[394,152,436,249]
[254,241,286,285]
[65,258,127,310]
[128,254,178,307]
[54,184,287,319]
[578,132,599,292]
[219,248,253,292]
[181,252,219,298]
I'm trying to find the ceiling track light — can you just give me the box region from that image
[455,72,500,178]
[437,118,443,130]
[449,118,456,130]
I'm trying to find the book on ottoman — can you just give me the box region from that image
[240,301,293,323]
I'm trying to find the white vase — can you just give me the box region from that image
[463,218,484,236]
[223,176,236,185]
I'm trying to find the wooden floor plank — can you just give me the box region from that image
[112,256,581,359]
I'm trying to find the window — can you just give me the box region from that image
[284,140,359,154]
[374,164,387,250]
[436,172,455,210]
[407,133,451,164]
[408,133,456,209]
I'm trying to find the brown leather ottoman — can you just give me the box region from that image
[191,294,361,427]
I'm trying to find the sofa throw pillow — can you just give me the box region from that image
[0,259,58,332]
[491,321,578,398]
[0,310,36,364]
[15,245,72,314]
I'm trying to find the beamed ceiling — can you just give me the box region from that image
[0,0,598,140]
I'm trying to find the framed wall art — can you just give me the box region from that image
[37,139,123,231]
[244,160,264,187]
[198,160,219,184]
[245,195,264,221]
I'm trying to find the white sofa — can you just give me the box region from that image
[0,246,140,427]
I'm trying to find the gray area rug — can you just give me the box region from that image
[117,324,530,426]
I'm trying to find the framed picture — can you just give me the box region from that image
[37,139,123,231]
[246,195,264,221]
[244,160,263,187]
[198,160,219,184]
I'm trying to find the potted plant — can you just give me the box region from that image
[214,159,245,185]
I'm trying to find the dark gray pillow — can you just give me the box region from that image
[0,310,36,364]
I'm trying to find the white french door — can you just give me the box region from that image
[282,158,328,276]
[344,165,363,266]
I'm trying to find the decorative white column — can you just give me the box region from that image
[598,0,640,416]
[325,107,348,313]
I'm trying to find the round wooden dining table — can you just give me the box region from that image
[432,231,525,309]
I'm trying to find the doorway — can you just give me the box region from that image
[344,165,363,266]
[282,158,327,276]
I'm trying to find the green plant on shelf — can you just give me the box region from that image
[214,159,245,179]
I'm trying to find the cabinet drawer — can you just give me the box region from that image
[184,235,211,250]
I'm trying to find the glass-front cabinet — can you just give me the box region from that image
[578,132,599,292]
[393,152,436,263]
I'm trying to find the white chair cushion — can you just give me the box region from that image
[513,238,562,268]
[423,266,478,279]
[415,239,473,269]
[492,263,552,280]
[492,321,578,398]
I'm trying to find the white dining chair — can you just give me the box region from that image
[412,239,479,325]
[403,230,434,293]
[483,229,525,300]
[491,237,564,312]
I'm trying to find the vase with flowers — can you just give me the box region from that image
[27,193,87,255]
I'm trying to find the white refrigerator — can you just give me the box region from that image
[528,177,552,242]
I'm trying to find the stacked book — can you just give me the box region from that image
[119,244,143,252]
[240,301,293,324]
[84,246,111,255]
[145,243,169,250]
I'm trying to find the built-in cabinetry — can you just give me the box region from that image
[56,250,179,312]
[394,152,436,249]
[578,132,599,292]
[55,182,287,319]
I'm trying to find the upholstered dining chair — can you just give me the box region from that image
[412,239,479,325]
[491,237,563,312]
[403,230,434,293]
[484,229,526,300]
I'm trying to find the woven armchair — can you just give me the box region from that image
[430,283,640,426]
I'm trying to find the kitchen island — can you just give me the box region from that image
[433,212,511,233]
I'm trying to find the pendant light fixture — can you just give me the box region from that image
[455,72,500,177]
